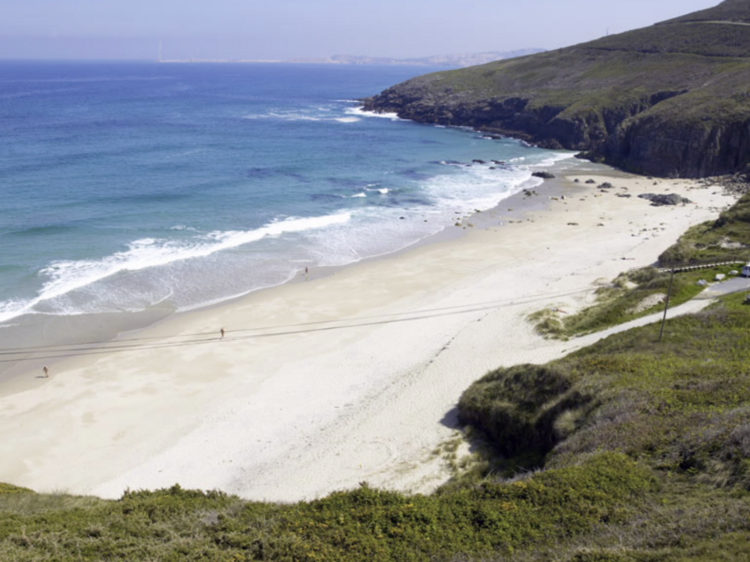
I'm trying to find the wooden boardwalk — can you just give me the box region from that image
[659,260,747,274]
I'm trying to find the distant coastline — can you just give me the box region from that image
[158,49,544,68]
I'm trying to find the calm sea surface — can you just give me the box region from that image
[0,61,569,329]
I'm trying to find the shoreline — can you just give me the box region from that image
[0,154,570,388]
[0,159,737,502]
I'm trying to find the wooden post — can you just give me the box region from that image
[658,268,675,343]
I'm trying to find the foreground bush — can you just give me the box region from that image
[0,454,651,561]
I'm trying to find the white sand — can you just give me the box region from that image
[0,165,737,501]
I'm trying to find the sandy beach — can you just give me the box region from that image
[0,159,738,502]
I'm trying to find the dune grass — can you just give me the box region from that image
[458,292,750,560]
[660,190,750,266]
[530,192,750,340]
[528,265,718,339]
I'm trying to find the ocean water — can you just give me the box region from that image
[0,61,570,331]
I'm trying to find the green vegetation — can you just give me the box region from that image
[529,264,746,339]
[465,295,750,479]
[458,293,750,560]
[530,190,750,340]
[660,191,750,265]
[665,0,750,25]
[0,457,654,561]
[528,267,700,338]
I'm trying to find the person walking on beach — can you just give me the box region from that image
[43,366,49,378]
[220,328,225,339]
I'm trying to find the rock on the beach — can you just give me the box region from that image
[532,171,556,179]
[638,193,692,206]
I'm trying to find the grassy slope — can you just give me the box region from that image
[382,22,750,121]
[529,191,750,340]
[458,295,750,561]
[664,0,750,24]
[0,458,654,561]
[660,190,750,265]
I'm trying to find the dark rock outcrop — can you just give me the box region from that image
[638,193,692,206]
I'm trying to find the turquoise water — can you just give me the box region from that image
[0,61,569,327]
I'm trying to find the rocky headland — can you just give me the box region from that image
[364,0,750,179]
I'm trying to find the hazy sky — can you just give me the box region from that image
[0,0,721,61]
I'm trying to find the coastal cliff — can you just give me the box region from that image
[364,0,750,178]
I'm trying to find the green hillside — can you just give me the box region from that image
[664,0,750,23]
[364,0,750,178]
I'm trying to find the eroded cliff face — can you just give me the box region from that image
[602,115,750,178]
[363,86,750,178]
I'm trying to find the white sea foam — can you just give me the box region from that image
[0,212,352,323]
[271,112,322,122]
[350,192,367,198]
[244,110,362,124]
[532,151,576,168]
[0,299,30,324]
[311,164,529,272]
[165,149,204,160]
[345,107,401,121]
[364,185,389,195]
[243,111,322,122]
[425,160,533,215]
